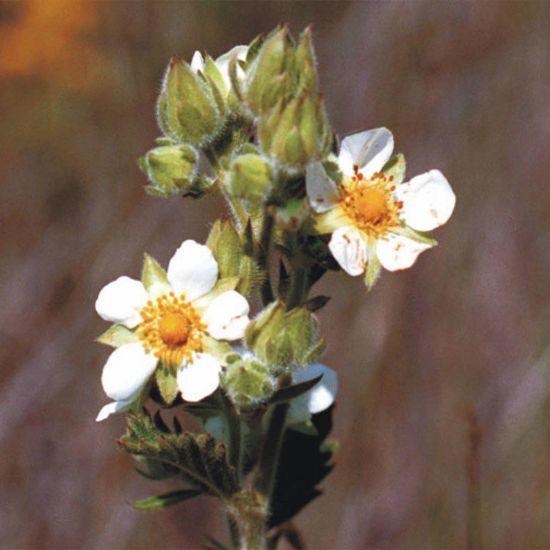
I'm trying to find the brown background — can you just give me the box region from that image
[1,1,549,548]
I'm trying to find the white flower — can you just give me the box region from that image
[95,240,250,421]
[306,127,456,279]
[190,45,248,96]
[287,363,338,426]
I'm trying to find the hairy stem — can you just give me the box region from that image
[254,374,292,500]
[258,212,275,305]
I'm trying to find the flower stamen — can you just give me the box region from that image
[137,292,205,366]
[339,171,402,237]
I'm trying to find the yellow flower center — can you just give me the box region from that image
[339,165,402,237]
[137,292,205,366]
[158,313,191,346]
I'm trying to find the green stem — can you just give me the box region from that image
[254,374,292,500]
[286,265,307,310]
[258,212,275,306]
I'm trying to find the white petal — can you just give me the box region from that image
[190,50,205,73]
[177,353,221,402]
[338,127,394,178]
[101,343,158,402]
[95,276,149,328]
[397,170,456,231]
[215,45,248,89]
[95,400,132,422]
[167,240,218,301]
[288,363,338,424]
[203,290,250,341]
[306,162,340,213]
[376,232,432,271]
[328,226,368,276]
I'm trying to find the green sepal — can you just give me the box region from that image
[203,335,233,363]
[155,363,179,406]
[131,489,203,510]
[392,225,438,246]
[302,337,326,365]
[295,26,318,94]
[206,220,243,279]
[227,54,243,102]
[96,324,139,348]
[142,253,170,293]
[382,153,406,185]
[203,55,227,98]
[364,241,382,291]
[119,411,239,497]
[246,32,265,66]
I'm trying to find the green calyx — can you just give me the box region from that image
[244,302,325,369]
[228,153,273,202]
[223,353,275,409]
[157,56,223,147]
[138,144,201,197]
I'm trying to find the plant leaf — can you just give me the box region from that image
[132,489,203,510]
[268,374,322,405]
[268,406,335,528]
[119,411,239,497]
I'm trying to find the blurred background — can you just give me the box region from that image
[1,1,549,548]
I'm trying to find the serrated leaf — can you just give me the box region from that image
[155,363,179,406]
[96,324,139,348]
[142,253,170,293]
[119,412,239,497]
[268,406,335,528]
[132,489,203,510]
[268,374,322,405]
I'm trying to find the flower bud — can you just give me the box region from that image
[227,153,273,202]
[224,352,275,408]
[244,302,324,368]
[260,93,332,170]
[138,144,199,197]
[246,26,295,114]
[157,56,222,147]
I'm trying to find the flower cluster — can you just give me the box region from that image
[95,25,455,548]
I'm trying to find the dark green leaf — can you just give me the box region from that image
[119,412,239,497]
[268,374,322,405]
[268,406,335,528]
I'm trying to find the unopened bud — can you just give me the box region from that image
[138,144,199,197]
[157,56,222,147]
[261,93,332,170]
[224,353,275,408]
[246,26,295,114]
[228,153,273,202]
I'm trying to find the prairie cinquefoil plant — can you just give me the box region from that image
[95,25,455,549]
